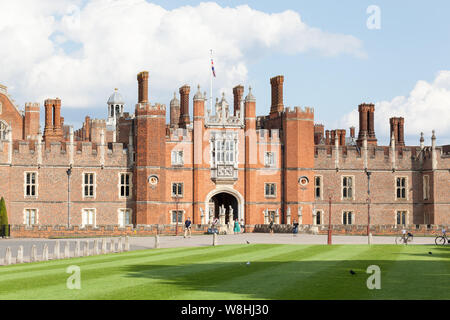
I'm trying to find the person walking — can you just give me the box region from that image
[184,217,192,238]
[233,219,241,234]
[240,219,245,233]
[269,219,274,235]
[292,219,299,236]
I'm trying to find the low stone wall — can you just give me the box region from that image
[9,224,210,238]
[5,223,447,239]
[252,224,447,236]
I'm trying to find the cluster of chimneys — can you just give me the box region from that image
[136,71,288,128]
[43,98,64,143]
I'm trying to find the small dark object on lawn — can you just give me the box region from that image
[246,240,250,244]
[349,270,356,275]
[428,252,432,255]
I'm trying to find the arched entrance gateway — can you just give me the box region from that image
[205,188,244,225]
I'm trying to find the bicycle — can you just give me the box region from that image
[435,233,449,246]
[395,232,413,244]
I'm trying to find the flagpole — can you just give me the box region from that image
[210,49,213,112]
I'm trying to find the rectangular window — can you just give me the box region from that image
[172,183,183,197]
[211,134,238,167]
[25,172,37,197]
[171,150,184,165]
[118,209,132,227]
[120,173,131,198]
[24,209,37,226]
[264,183,276,197]
[343,211,353,225]
[396,177,407,199]
[264,152,275,167]
[83,173,95,198]
[314,176,322,199]
[81,209,96,227]
[342,176,353,199]
[423,175,430,200]
[316,210,322,225]
[396,211,407,225]
[171,210,183,224]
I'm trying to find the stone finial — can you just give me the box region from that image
[170,91,180,106]
[420,132,424,142]
[245,86,255,102]
[194,85,203,100]
[432,130,436,140]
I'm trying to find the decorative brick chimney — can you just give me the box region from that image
[137,71,149,103]
[357,103,377,146]
[390,117,405,146]
[178,85,190,128]
[270,75,284,114]
[233,85,244,116]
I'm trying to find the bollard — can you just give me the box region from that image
[154,235,160,249]
[16,246,24,264]
[5,247,11,265]
[84,241,89,256]
[64,242,70,259]
[42,244,49,261]
[124,236,130,252]
[30,245,37,262]
[368,233,373,245]
[213,233,218,246]
[74,241,80,258]
[93,239,99,255]
[54,241,60,260]
[101,238,106,254]
[118,237,123,252]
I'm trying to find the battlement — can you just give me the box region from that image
[284,106,314,120]
[24,102,40,111]
[135,102,166,116]
[167,127,192,142]
[256,129,280,143]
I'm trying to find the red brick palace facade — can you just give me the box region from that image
[0,72,449,229]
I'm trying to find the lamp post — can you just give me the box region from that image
[66,166,72,228]
[328,194,332,245]
[366,170,372,244]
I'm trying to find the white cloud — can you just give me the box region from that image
[0,0,365,116]
[338,70,450,145]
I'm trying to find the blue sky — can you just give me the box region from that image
[1,0,449,145]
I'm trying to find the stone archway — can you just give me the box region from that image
[210,192,238,224]
[205,187,244,225]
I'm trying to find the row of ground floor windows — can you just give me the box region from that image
[314,210,408,225]
[22,209,409,226]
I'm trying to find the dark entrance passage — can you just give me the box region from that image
[210,192,238,224]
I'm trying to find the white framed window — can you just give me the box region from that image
[314,176,322,200]
[172,182,183,197]
[396,177,407,199]
[210,132,238,167]
[171,150,184,166]
[119,173,132,198]
[83,173,95,198]
[118,209,132,227]
[264,152,276,167]
[423,175,430,200]
[24,172,38,197]
[396,210,407,225]
[342,176,354,200]
[81,209,96,227]
[24,209,38,226]
[0,120,8,140]
[171,210,184,224]
[342,211,354,225]
[264,183,276,197]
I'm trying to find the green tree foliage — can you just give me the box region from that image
[0,197,8,236]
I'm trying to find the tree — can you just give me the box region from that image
[0,197,8,237]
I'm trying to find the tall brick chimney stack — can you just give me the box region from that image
[233,85,244,116]
[270,75,284,114]
[397,117,405,146]
[178,85,190,128]
[357,103,377,146]
[43,98,63,144]
[390,117,405,146]
[137,71,149,103]
[338,129,346,146]
[325,130,330,145]
[350,126,355,139]
[169,92,180,128]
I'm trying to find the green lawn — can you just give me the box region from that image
[0,244,448,300]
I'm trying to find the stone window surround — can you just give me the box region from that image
[264,151,276,167]
[82,172,96,199]
[314,175,323,200]
[264,182,277,198]
[171,182,184,198]
[24,171,38,198]
[171,150,184,166]
[394,210,409,226]
[118,208,132,227]
[170,209,185,224]
[23,208,38,226]
[341,175,355,201]
[81,208,96,227]
[118,172,132,199]
[341,210,355,225]
[395,176,408,200]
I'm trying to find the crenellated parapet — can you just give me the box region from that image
[135,102,166,117]
[256,129,280,144]
[284,106,314,121]
[167,127,192,142]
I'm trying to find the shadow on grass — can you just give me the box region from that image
[122,248,450,300]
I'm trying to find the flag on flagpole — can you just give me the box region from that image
[211,58,216,78]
